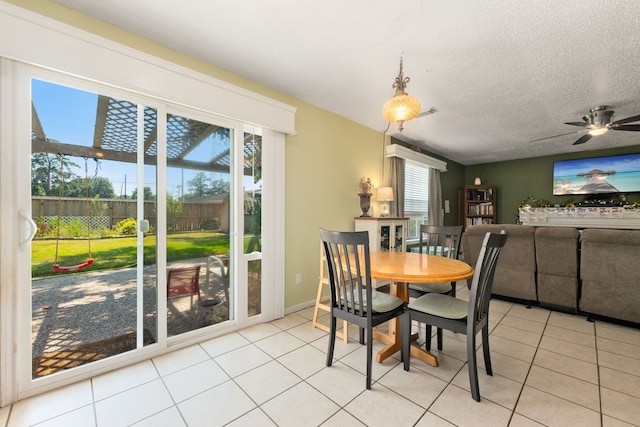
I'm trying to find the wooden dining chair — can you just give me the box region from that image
[401,231,508,402]
[408,224,463,350]
[319,228,406,390]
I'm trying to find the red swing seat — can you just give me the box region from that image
[52,258,94,272]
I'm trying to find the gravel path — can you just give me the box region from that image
[31,258,229,358]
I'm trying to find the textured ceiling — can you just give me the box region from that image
[50,0,640,165]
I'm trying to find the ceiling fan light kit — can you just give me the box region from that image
[531,105,640,145]
[588,127,609,137]
[382,57,421,132]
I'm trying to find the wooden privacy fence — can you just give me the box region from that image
[32,196,225,232]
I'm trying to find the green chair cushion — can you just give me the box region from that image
[408,293,468,319]
[343,290,405,313]
[408,282,452,294]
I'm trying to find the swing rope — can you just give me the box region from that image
[52,155,94,272]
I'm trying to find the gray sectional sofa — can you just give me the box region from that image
[461,224,640,325]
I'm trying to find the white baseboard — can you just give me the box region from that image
[285,299,316,315]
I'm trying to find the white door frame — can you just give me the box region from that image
[0,58,286,404]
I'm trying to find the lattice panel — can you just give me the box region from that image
[100,98,157,155]
[44,216,111,230]
[166,115,216,159]
[34,93,258,174]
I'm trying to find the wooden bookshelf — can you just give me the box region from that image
[458,185,497,229]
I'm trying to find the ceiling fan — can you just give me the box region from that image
[531,105,640,145]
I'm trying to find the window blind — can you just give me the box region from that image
[404,161,429,217]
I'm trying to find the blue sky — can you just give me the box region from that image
[32,79,259,197]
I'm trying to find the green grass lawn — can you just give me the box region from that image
[32,231,237,278]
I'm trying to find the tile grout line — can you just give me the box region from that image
[512,311,606,424]
[151,353,189,427]
[593,320,604,427]
[498,303,547,426]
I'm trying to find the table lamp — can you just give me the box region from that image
[377,187,394,217]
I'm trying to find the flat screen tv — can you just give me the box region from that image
[553,153,640,195]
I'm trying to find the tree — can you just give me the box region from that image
[211,179,230,195]
[31,153,78,196]
[186,172,212,198]
[166,194,183,231]
[89,177,116,199]
[131,186,154,200]
[65,177,115,199]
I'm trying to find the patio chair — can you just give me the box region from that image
[319,228,405,390]
[205,255,229,306]
[167,265,201,308]
[401,231,508,402]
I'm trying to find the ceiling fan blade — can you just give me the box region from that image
[611,114,640,126]
[564,122,587,127]
[573,134,593,145]
[529,130,584,143]
[612,124,640,131]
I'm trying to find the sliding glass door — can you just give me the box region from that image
[29,78,159,379]
[10,66,263,396]
[164,110,234,337]
[243,129,262,318]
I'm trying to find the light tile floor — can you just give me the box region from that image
[3,283,640,426]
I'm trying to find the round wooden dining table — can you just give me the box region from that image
[368,251,474,366]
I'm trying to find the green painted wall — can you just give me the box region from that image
[440,159,466,226]
[465,145,640,224]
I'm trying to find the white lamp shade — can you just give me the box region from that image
[377,187,394,202]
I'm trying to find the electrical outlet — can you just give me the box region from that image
[295,273,302,285]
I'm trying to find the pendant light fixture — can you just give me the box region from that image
[382,57,421,131]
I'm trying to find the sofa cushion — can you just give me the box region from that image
[461,224,537,301]
[535,227,579,276]
[535,227,580,313]
[580,229,640,323]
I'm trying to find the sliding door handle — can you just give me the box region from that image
[19,209,37,251]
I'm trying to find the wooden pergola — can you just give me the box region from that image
[31,95,261,176]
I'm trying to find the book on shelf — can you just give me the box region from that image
[466,202,494,216]
[466,217,495,227]
[466,188,494,201]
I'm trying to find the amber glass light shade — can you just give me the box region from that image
[382,93,421,124]
[383,57,421,131]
